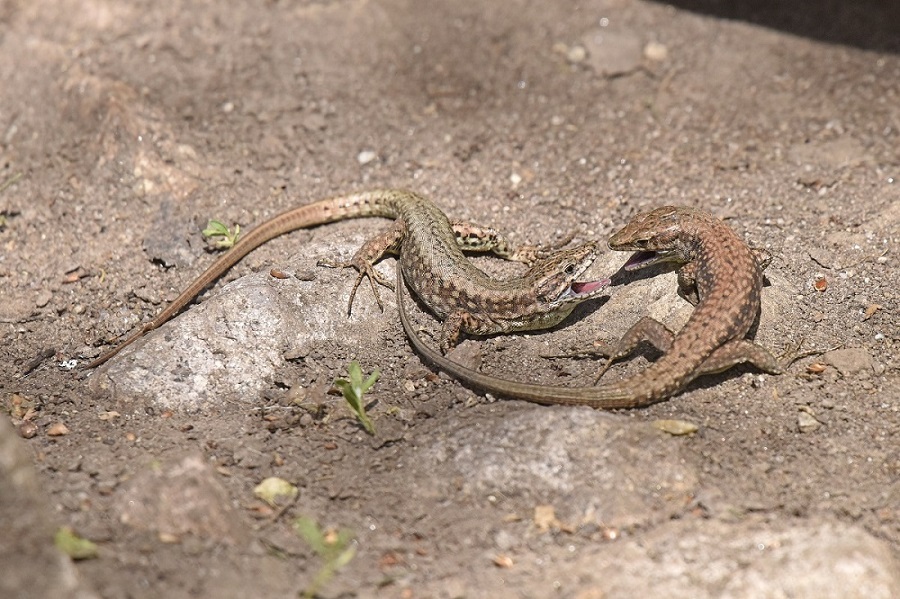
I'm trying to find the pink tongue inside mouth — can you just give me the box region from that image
[571,279,610,294]
[624,251,657,269]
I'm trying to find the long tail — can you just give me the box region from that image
[85,190,402,368]
[396,267,650,409]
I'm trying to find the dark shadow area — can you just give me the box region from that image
[652,0,899,53]
[606,257,678,288]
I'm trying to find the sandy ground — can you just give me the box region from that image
[1,1,898,597]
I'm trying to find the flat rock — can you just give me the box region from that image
[88,237,392,411]
[118,452,252,545]
[557,518,900,599]
[413,517,900,599]
[824,347,874,376]
[582,28,644,77]
[788,137,869,170]
[413,406,698,528]
[0,417,100,599]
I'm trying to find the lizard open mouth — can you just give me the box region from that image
[565,278,610,298]
[623,250,668,270]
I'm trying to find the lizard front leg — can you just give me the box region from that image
[450,221,576,266]
[450,221,520,258]
[437,309,488,353]
[676,260,702,306]
[405,308,475,354]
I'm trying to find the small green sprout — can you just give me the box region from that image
[333,361,379,435]
[55,526,98,560]
[254,476,299,507]
[293,516,357,599]
[202,219,241,249]
[0,171,22,195]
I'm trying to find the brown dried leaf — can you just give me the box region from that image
[863,304,881,320]
[534,504,560,532]
[807,362,828,374]
[653,419,699,436]
[47,422,70,436]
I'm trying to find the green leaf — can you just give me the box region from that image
[202,220,240,249]
[254,476,299,507]
[293,516,328,555]
[202,220,228,237]
[293,515,357,599]
[55,527,98,560]
[333,544,357,569]
[334,361,379,435]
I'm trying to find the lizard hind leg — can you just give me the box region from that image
[692,338,782,377]
[317,223,403,314]
[592,316,677,383]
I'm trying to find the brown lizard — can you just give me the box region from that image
[86,189,609,368]
[397,205,783,409]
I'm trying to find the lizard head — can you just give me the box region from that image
[481,241,608,334]
[529,240,609,309]
[608,205,697,270]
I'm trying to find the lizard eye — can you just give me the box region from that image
[564,263,577,276]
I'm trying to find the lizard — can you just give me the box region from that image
[86,189,609,368]
[396,205,784,409]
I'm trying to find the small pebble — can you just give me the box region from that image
[797,411,821,433]
[35,290,53,308]
[18,421,38,439]
[357,150,377,165]
[643,41,668,61]
[566,45,587,63]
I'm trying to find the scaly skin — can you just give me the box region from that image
[398,205,782,409]
[86,189,608,367]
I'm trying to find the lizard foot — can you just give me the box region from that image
[317,258,394,314]
[777,338,841,371]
